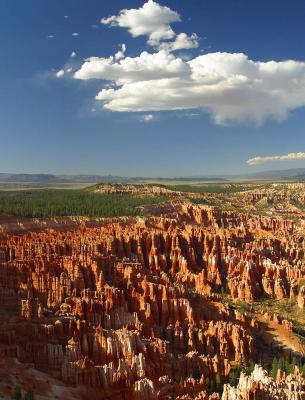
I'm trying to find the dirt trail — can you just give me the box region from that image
[258,316,305,357]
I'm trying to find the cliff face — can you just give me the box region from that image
[0,203,304,399]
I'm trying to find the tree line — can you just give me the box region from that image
[0,190,165,218]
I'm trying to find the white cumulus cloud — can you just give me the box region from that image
[247,152,305,165]
[74,50,189,84]
[159,33,199,52]
[56,69,65,78]
[72,32,79,37]
[73,51,305,123]
[141,114,155,122]
[55,1,305,125]
[115,44,126,61]
[101,0,180,46]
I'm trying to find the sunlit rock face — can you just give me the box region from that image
[298,286,305,309]
[0,203,304,399]
[222,364,305,400]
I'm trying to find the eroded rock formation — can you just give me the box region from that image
[222,364,305,400]
[0,203,304,399]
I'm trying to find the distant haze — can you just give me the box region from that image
[1,168,305,184]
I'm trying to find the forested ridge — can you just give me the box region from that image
[0,189,164,218]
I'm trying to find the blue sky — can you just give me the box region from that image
[1,0,305,177]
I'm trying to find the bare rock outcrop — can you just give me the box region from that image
[222,364,305,400]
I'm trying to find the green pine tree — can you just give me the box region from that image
[215,373,221,392]
[12,386,22,400]
[24,389,35,400]
[271,357,279,379]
